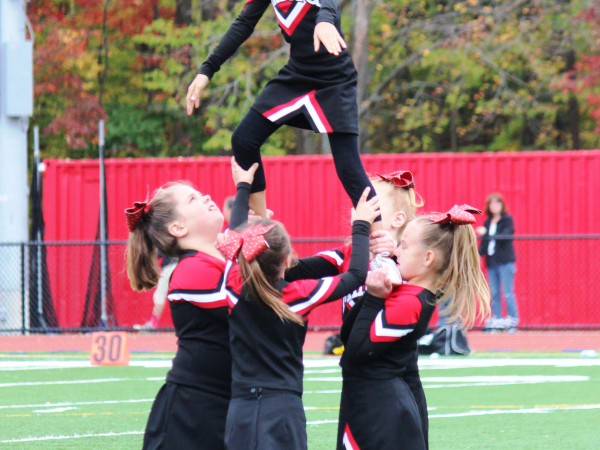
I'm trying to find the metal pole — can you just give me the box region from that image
[34,126,44,326]
[0,0,32,332]
[21,243,25,334]
[99,120,108,327]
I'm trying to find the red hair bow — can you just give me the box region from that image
[428,204,482,225]
[375,170,415,189]
[125,188,160,232]
[217,223,277,262]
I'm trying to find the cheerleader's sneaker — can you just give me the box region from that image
[370,253,403,285]
[483,317,504,332]
[505,316,519,333]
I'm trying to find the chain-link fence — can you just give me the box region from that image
[1,236,599,333]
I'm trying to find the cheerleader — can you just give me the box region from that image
[284,170,430,445]
[186,0,381,228]
[337,206,491,450]
[217,159,380,450]
[125,181,238,450]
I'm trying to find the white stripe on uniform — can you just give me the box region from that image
[168,260,233,305]
[317,250,343,267]
[289,277,334,314]
[373,310,413,338]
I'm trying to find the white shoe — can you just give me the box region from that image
[133,321,153,330]
[370,253,403,285]
[505,316,519,333]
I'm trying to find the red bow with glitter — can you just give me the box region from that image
[428,204,482,225]
[217,223,277,262]
[125,188,161,232]
[375,171,415,189]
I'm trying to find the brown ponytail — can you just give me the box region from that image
[416,217,491,328]
[236,220,304,326]
[126,182,189,292]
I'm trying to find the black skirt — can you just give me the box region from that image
[336,374,427,450]
[251,53,359,135]
[225,389,307,450]
[143,382,230,450]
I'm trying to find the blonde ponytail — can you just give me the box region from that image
[416,217,491,328]
[236,221,304,326]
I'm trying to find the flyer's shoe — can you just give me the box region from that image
[370,253,403,285]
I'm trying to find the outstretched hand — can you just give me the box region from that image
[231,157,259,186]
[352,187,380,224]
[186,74,210,115]
[313,22,347,56]
[366,268,393,299]
[369,230,396,256]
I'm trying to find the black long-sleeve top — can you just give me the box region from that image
[340,285,436,379]
[166,251,239,397]
[225,182,370,396]
[478,214,516,267]
[199,0,341,81]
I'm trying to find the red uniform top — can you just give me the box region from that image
[340,284,436,379]
[166,250,239,396]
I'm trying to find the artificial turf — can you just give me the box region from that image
[0,352,598,449]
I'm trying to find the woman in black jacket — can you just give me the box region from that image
[477,193,518,332]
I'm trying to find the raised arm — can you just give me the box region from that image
[228,159,259,230]
[186,0,271,114]
[283,221,371,316]
[199,0,271,80]
[316,0,337,24]
[285,244,348,283]
[229,182,252,230]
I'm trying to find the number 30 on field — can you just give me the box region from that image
[90,332,130,366]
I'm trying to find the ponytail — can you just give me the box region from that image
[417,217,491,328]
[236,221,304,326]
[127,215,161,291]
[126,182,187,292]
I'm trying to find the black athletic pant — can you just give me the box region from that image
[232,108,380,220]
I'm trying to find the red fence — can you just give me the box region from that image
[42,152,600,329]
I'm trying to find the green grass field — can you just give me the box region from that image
[0,351,599,449]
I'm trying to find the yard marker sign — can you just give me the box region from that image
[90,332,130,366]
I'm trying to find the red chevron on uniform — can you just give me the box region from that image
[343,424,361,450]
[273,0,312,36]
[263,90,333,133]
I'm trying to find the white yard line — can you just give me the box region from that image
[421,375,589,383]
[0,430,145,443]
[0,377,165,388]
[429,404,600,418]
[307,419,339,425]
[305,377,343,382]
[304,390,342,394]
[304,369,341,374]
[0,378,131,388]
[0,398,154,410]
[305,375,591,387]
[32,407,78,413]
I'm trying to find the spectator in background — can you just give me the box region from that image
[222,196,235,231]
[477,193,518,332]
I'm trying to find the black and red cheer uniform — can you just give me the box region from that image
[336,285,436,450]
[198,0,379,216]
[223,182,370,450]
[200,0,357,134]
[286,245,432,448]
[142,252,239,450]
